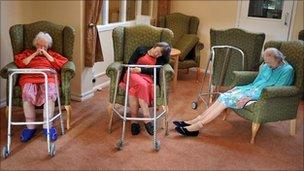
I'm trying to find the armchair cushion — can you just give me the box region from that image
[175,34,199,61]
[165,13,191,45]
[232,71,258,86]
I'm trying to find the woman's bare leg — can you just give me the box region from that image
[43,100,55,128]
[23,101,36,129]
[185,100,224,124]
[138,99,150,124]
[129,95,139,123]
[185,100,227,131]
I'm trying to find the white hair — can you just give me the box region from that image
[264,47,285,61]
[33,32,53,49]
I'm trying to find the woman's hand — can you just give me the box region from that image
[22,50,39,65]
[40,48,54,62]
[236,96,251,108]
[130,67,141,73]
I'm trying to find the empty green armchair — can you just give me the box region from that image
[158,12,204,78]
[0,21,75,130]
[210,28,265,87]
[106,25,174,133]
[231,40,304,143]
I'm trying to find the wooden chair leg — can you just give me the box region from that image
[250,122,261,144]
[196,67,200,82]
[64,105,72,130]
[222,109,229,121]
[164,105,169,136]
[289,118,297,136]
[108,103,114,134]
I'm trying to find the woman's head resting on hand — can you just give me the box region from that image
[263,47,285,69]
[33,32,53,50]
[148,42,171,58]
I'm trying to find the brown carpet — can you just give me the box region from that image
[1,70,303,170]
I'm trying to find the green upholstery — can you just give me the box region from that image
[210,28,265,86]
[158,12,204,69]
[232,41,304,124]
[106,25,174,106]
[0,21,76,107]
[299,30,304,41]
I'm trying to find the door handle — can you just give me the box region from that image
[284,12,289,26]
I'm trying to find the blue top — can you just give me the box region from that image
[218,61,294,109]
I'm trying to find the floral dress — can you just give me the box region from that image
[218,62,294,109]
[119,54,157,106]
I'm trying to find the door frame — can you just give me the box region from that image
[235,0,298,41]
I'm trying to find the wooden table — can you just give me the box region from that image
[170,48,181,91]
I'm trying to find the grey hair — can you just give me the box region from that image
[33,32,53,49]
[264,47,285,61]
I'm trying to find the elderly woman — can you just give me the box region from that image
[174,48,294,136]
[14,32,68,142]
[119,42,171,136]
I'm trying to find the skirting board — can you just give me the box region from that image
[0,98,6,108]
[71,80,110,102]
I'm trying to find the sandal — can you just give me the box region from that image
[43,127,58,142]
[20,128,37,142]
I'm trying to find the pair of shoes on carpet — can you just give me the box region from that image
[131,122,154,136]
[20,127,58,142]
[173,121,199,137]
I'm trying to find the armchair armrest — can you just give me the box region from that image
[0,62,17,79]
[261,86,300,99]
[106,62,123,80]
[160,64,174,102]
[194,42,204,65]
[61,61,75,80]
[161,63,174,81]
[232,71,258,86]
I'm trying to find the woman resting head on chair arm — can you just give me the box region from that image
[173,47,294,136]
[119,42,171,136]
[14,32,68,142]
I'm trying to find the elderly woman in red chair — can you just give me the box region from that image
[119,42,171,136]
[14,32,68,142]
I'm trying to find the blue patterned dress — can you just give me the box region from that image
[218,61,294,109]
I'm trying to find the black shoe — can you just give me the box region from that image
[175,126,199,137]
[144,122,154,136]
[131,123,141,135]
[173,121,191,127]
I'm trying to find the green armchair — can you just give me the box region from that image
[158,12,204,79]
[0,21,76,130]
[230,40,304,143]
[106,25,174,134]
[210,28,265,87]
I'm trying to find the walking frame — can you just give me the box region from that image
[192,45,245,109]
[109,64,168,151]
[2,68,65,158]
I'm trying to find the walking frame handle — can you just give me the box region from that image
[8,68,57,74]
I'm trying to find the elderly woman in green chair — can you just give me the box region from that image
[14,32,68,142]
[119,42,171,136]
[174,48,294,136]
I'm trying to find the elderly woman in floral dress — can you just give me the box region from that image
[14,32,68,142]
[174,48,294,136]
